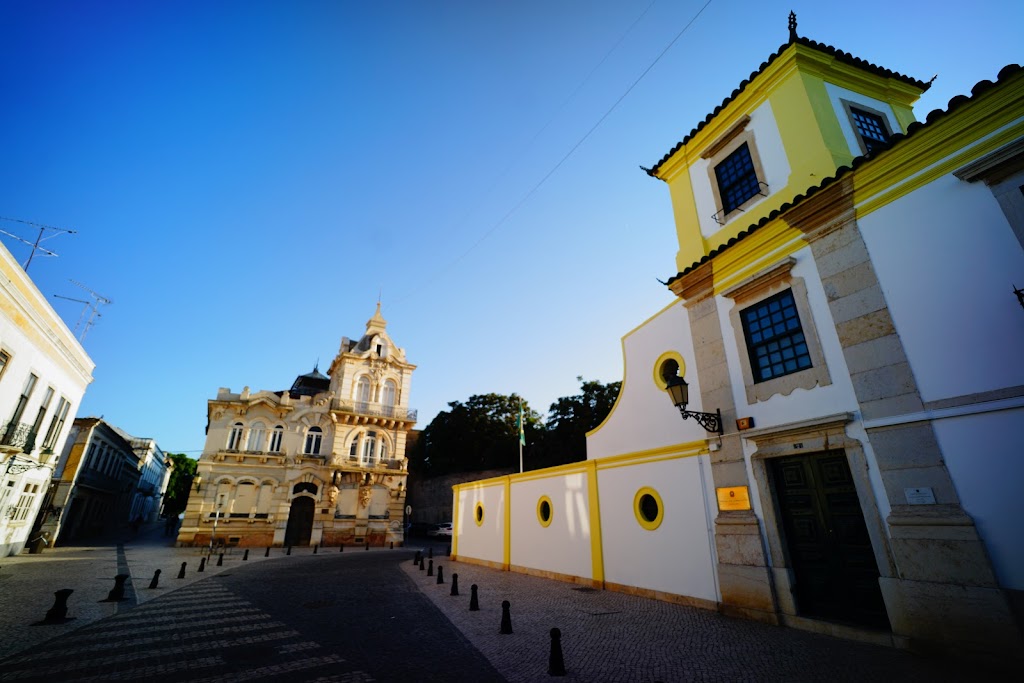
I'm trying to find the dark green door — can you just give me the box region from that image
[770,451,888,628]
[284,496,315,547]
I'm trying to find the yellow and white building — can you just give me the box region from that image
[453,18,1024,657]
[177,305,416,548]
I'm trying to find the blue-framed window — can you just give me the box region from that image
[715,143,761,215]
[741,290,812,383]
[850,107,890,153]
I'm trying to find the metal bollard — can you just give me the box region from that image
[313,544,318,554]
[414,550,421,565]
[469,584,479,611]
[549,628,566,676]
[148,569,161,589]
[419,556,425,571]
[340,543,344,552]
[500,600,513,634]
[390,541,394,549]
[450,572,459,596]
[427,559,434,577]
[177,562,187,579]
[447,545,451,556]
[217,553,224,567]
[243,549,249,561]
[198,557,206,572]
[436,565,444,585]
[365,542,369,551]
[44,589,73,623]
[102,574,130,602]
[265,547,270,557]
[286,546,292,556]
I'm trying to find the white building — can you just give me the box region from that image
[452,18,1024,658]
[0,242,94,556]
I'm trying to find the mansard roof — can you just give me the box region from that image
[645,16,931,178]
[288,366,331,399]
[661,64,1023,288]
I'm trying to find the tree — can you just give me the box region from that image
[162,452,198,516]
[529,377,621,470]
[409,393,542,477]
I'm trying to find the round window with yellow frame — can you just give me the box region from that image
[537,495,553,528]
[474,501,485,526]
[653,351,686,392]
[634,487,664,530]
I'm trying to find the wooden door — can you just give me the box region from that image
[284,496,315,547]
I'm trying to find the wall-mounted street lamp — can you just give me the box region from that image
[665,376,724,435]
[1014,284,1024,311]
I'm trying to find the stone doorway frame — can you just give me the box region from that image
[742,412,897,632]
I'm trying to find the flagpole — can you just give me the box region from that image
[519,398,524,474]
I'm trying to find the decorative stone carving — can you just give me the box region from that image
[327,485,339,506]
[358,486,372,508]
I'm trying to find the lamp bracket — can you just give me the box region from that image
[677,407,724,435]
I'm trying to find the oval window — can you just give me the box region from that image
[474,502,484,526]
[634,487,664,530]
[537,496,553,527]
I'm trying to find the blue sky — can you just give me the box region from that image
[1,1,1020,455]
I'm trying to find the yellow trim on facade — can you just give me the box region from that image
[503,476,511,570]
[452,488,459,557]
[537,495,553,528]
[594,439,706,470]
[585,460,604,584]
[589,296,684,438]
[634,487,665,530]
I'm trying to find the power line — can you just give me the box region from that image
[396,0,714,304]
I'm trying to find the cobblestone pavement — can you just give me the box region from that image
[0,529,1011,682]
[402,555,1004,683]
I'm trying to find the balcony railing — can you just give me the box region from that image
[344,456,405,471]
[0,422,37,454]
[331,399,416,422]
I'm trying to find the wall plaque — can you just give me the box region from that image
[905,487,936,505]
[717,486,751,511]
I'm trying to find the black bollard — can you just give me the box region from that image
[500,600,513,634]
[450,572,459,596]
[413,550,421,565]
[198,557,206,572]
[428,546,433,559]
[148,569,161,590]
[469,584,479,611]
[437,565,444,585]
[339,544,344,552]
[102,574,130,602]
[286,546,292,556]
[44,589,73,623]
[419,556,425,571]
[427,559,434,576]
[390,541,394,550]
[243,549,249,561]
[313,544,318,554]
[447,545,451,556]
[365,542,369,551]
[265,547,270,557]
[548,628,566,676]
[177,562,187,579]
[217,553,224,567]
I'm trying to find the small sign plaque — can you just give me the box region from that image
[904,487,936,505]
[717,486,751,511]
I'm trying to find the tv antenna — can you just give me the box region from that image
[0,216,76,272]
[52,280,111,341]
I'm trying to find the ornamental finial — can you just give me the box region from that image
[788,11,798,42]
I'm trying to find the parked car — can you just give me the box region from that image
[427,522,453,538]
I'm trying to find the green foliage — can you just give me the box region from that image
[162,452,198,516]
[408,378,621,477]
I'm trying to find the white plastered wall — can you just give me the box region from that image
[587,302,708,460]
[454,481,505,565]
[509,471,594,579]
[858,174,1024,402]
[598,456,718,602]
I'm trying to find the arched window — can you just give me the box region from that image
[227,422,244,450]
[304,426,323,455]
[349,435,359,459]
[268,425,284,453]
[379,439,388,462]
[362,431,376,466]
[246,422,266,452]
[355,376,371,404]
[381,380,396,407]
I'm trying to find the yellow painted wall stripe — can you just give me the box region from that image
[503,476,511,570]
[586,460,604,585]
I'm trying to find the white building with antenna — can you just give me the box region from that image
[0,239,94,556]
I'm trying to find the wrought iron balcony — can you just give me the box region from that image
[330,399,417,422]
[0,421,37,454]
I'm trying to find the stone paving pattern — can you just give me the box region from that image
[0,525,1013,681]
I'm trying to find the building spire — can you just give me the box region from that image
[366,301,387,334]
[788,11,798,42]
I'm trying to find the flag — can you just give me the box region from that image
[517,401,526,447]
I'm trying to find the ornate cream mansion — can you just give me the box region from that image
[176,305,415,548]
